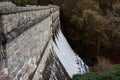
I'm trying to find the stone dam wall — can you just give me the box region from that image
[0,2,69,80]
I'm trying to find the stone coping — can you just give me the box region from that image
[0,2,59,14]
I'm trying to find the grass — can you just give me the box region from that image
[72,64,120,80]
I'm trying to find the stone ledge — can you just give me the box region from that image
[0,2,50,14]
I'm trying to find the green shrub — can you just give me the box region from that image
[72,64,120,80]
[113,64,120,70]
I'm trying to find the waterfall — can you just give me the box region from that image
[53,27,89,78]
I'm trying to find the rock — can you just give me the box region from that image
[0,2,17,14]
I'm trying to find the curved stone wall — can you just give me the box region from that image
[0,2,69,80]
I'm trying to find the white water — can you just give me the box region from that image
[53,27,89,78]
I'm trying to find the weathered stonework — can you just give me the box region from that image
[0,2,69,80]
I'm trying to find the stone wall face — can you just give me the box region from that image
[6,16,52,80]
[1,9,50,34]
[0,2,69,80]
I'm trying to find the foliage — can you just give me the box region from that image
[0,0,120,65]
[0,0,49,6]
[57,0,120,66]
[113,64,120,70]
[72,64,120,80]
[113,3,120,16]
[98,0,113,14]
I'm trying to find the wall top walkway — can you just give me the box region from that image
[0,2,59,14]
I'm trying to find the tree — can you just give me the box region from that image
[98,0,114,14]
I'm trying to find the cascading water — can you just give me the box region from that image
[53,27,89,78]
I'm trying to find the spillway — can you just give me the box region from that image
[53,27,89,78]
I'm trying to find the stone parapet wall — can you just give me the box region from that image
[0,2,50,14]
[0,2,69,80]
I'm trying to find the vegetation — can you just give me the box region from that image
[0,0,50,6]
[0,0,120,65]
[72,64,120,80]
[57,0,120,65]
[0,0,120,79]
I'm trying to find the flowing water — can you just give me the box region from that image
[53,27,89,77]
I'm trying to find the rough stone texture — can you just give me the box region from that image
[0,2,50,14]
[31,40,69,80]
[7,16,52,80]
[0,59,8,80]
[0,2,69,80]
[1,7,50,34]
